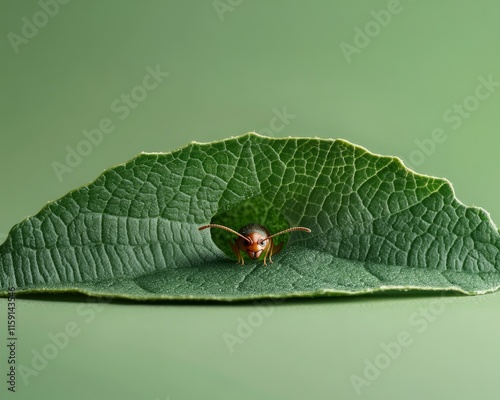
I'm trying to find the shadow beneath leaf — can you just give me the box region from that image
[12,288,466,306]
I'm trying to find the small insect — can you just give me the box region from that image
[198,223,311,266]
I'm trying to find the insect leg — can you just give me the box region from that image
[268,241,284,265]
[262,241,272,266]
[229,240,244,265]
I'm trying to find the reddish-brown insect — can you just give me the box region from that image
[198,223,311,266]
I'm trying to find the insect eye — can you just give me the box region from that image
[259,240,266,247]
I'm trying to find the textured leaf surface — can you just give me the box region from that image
[2,133,500,301]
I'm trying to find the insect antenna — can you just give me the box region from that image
[199,224,252,243]
[265,226,311,240]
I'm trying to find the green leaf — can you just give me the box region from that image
[2,133,500,301]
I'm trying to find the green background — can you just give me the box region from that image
[2,1,500,399]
